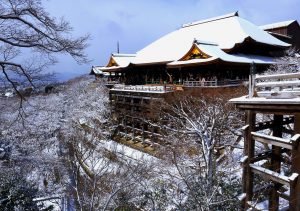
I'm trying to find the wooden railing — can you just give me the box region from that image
[183,79,244,87]
[249,72,300,98]
[112,84,176,93]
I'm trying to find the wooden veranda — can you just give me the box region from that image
[230,72,300,210]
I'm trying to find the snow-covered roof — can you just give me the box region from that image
[90,66,104,75]
[106,53,136,67]
[260,20,296,30]
[100,54,136,72]
[168,41,275,67]
[132,12,290,65]
[99,66,125,72]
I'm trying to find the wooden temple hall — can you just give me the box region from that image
[97,12,300,89]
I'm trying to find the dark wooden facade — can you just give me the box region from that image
[263,21,300,50]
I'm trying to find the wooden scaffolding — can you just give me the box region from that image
[230,72,300,210]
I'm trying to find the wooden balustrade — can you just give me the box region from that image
[249,72,300,98]
[183,79,244,87]
[112,84,175,93]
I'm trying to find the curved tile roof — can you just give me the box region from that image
[132,12,290,65]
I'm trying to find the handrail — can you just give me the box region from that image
[249,71,300,98]
[255,72,300,80]
[112,84,175,93]
[183,79,244,87]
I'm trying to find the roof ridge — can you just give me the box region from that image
[112,53,136,57]
[182,11,239,28]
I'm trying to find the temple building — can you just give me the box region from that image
[100,12,292,88]
[98,12,298,152]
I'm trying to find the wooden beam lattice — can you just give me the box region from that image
[251,132,299,150]
[250,164,298,187]
[254,116,294,131]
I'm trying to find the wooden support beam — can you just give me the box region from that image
[278,190,289,201]
[124,116,127,136]
[250,164,298,187]
[244,111,256,209]
[269,115,283,211]
[250,150,271,163]
[254,116,294,131]
[251,132,295,150]
[132,117,135,139]
[249,148,289,163]
[142,119,145,143]
[282,127,294,134]
[290,114,300,211]
[247,200,268,211]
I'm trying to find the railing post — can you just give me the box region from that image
[249,62,256,98]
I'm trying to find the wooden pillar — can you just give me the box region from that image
[132,117,135,140]
[124,116,128,137]
[142,119,145,143]
[241,124,249,210]
[179,68,183,84]
[244,110,256,209]
[290,113,300,211]
[131,98,134,113]
[269,115,283,211]
[151,125,154,143]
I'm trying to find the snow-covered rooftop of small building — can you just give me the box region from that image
[109,53,136,67]
[90,66,104,74]
[100,53,136,71]
[260,20,296,30]
[132,12,290,65]
[99,66,125,72]
[168,41,275,67]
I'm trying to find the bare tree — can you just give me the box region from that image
[151,96,243,210]
[0,0,89,95]
[0,76,109,210]
[265,48,300,75]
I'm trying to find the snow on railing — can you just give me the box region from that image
[183,79,244,87]
[112,84,175,93]
[249,72,300,98]
[106,80,120,85]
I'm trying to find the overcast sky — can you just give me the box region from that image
[44,0,300,81]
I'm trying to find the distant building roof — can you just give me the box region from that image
[90,66,104,75]
[260,20,296,30]
[100,53,136,71]
[107,54,136,67]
